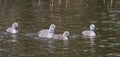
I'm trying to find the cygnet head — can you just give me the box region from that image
[12,22,18,29]
[49,24,56,29]
[48,28,55,35]
[63,31,70,38]
[90,24,95,31]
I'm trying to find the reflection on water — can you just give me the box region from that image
[0,0,120,57]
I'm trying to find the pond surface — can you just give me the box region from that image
[0,0,120,57]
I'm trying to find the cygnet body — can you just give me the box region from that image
[38,24,56,38]
[6,22,18,34]
[53,31,70,41]
[82,24,96,37]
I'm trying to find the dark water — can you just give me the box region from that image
[0,0,120,57]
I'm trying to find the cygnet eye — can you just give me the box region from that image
[92,26,94,28]
[90,24,95,29]
[66,33,70,37]
[15,24,18,27]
